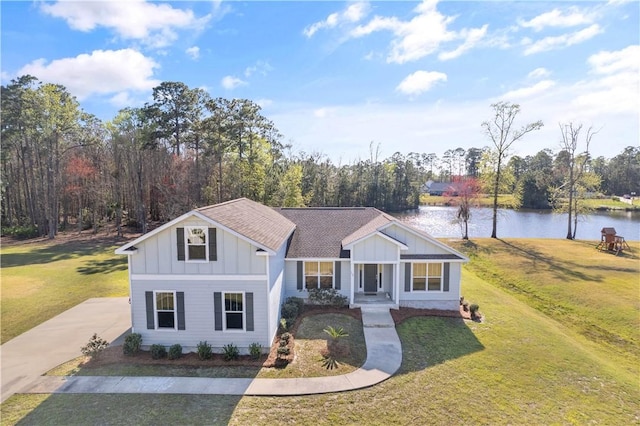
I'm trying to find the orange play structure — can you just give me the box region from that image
[596,227,630,255]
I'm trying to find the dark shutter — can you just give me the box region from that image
[145,291,154,329]
[208,228,217,261]
[177,228,185,261]
[404,263,411,292]
[246,293,254,331]
[213,292,222,331]
[334,261,341,290]
[297,261,303,290]
[177,292,185,330]
[443,263,450,292]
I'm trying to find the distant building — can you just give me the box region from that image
[426,182,455,196]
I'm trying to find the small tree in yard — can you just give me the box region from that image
[445,176,480,240]
[81,333,109,358]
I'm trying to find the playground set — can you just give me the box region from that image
[596,227,630,255]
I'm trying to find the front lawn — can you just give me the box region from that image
[0,235,129,343]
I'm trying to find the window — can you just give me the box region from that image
[412,263,443,291]
[305,261,333,289]
[155,291,176,329]
[224,292,244,330]
[185,226,207,261]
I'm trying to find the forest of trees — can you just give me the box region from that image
[2,76,639,239]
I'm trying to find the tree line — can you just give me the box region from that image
[1,76,638,240]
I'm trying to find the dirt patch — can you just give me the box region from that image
[83,306,361,370]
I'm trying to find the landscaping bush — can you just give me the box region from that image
[285,296,305,312]
[222,343,239,361]
[470,303,480,319]
[1,225,39,239]
[81,333,109,358]
[277,346,290,357]
[462,302,470,312]
[123,333,142,356]
[168,344,182,360]
[197,341,213,360]
[249,342,262,360]
[281,302,299,321]
[279,318,289,332]
[280,332,291,343]
[308,288,348,307]
[150,344,167,359]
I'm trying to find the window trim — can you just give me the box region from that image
[184,226,209,263]
[154,290,177,331]
[304,260,334,290]
[411,262,444,292]
[222,291,246,332]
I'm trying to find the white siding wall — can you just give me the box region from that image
[267,242,288,346]
[130,218,266,275]
[130,279,269,353]
[351,235,399,263]
[382,224,451,255]
[283,260,351,300]
[399,261,461,310]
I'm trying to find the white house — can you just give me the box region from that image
[115,198,468,352]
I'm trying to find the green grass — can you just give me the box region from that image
[421,193,516,208]
[4,268,637,425]
[580,197,639,210]
[0,239,129,343]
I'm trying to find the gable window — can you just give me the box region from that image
[412,263,443,291]
[155,291,176,329]
[305,261,333,289]
[224,292,244,330]
[185,226,208,261]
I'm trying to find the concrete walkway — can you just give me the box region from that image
[22,306,402,396]
[1,297,131,403]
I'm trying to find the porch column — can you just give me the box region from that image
[394,261,400,304]
[349,262,355,305]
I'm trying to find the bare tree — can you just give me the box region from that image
[482,102,543,238]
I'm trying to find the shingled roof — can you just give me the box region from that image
[276,207,387,258]
[198,198,296,252]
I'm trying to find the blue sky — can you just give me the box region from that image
[2,1,638,162]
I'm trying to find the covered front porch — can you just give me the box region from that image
[349,262,400,309]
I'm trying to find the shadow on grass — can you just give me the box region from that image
[397,316,484,373]
[14,394,241,425]
[77,257,127,275]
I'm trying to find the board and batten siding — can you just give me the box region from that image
[130,218,266,275]
[399,261,462,310]
[267,242,288,346]
[382,224,452,256]
[131,279,269,352]
[350,234,399,263]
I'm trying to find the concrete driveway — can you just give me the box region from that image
[1,297,131,403]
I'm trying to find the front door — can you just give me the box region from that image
[363,264,377,294]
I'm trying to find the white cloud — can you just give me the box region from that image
[439,25,488,61]
[244,60,273,78]
[109,91,135,108]
[17,49,160,100]
[501,80,556,100]
[528,67,552,80]
[396,71,447,96]
[522,24,602,55]
[186,46,200,60]
[588,45,639,74]
[519,8,594,32]
[221,75,247,90]
[304,1,369,37]
[41,1,210,48]
[256,98,273,109]
[350,0,485,64]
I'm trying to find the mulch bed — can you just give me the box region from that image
[390,305,472,325]
[84,305,362,370]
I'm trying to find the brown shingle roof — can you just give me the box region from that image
[276,207,386,258]
[197,198,295,252]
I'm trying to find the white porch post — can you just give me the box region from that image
[394,261,400,304]
[349,261,355,305]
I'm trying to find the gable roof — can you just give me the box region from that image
[276,207,385,258]
[197,198,296,252]
[116,198,295,255]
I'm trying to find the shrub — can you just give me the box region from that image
[277,346,290,357]
[279,339,288,347]
[285,297,305,312]
[197,341,213,360]
[280,332,291,343]
[281,302,299,321]
[460,296,465,305]
[222,343,240,361]
[470,303,480,319]
[81,333,109,358]
[123,333,142,356]
[249,342,262,360]
[2,225,39,239]
[279,318,289,332]
[462,302,470,312]
[308,288,348,307]
[150,344,167,359]
[168,344,182,360]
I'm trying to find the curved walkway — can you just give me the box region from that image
[22,306,402,397]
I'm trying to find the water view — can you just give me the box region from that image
[395,206,640,240]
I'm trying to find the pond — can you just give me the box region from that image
[393,206,640,240]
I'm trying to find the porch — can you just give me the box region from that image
[350,291,398,309]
